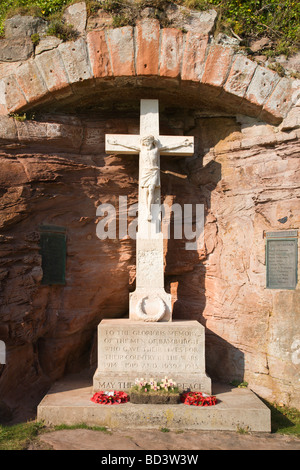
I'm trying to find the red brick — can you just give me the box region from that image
[87,30,113,78]
[159,28,183,78]
[181,33,208,82]
[136,18,160,76]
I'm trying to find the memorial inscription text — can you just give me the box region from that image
[266,237,298,289]
[99,326,203,372]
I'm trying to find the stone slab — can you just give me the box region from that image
[0,39,33,62]
[244,65,280,108]
[35,49,71,95]
[261,77,294,124]
[15,59,48,103]
[224,55,257,99]
[0,74,27,113]
[4,15,48,39]
[159,28,183,78]
[63,1,87,34]
[165,5,218,35]
[86,30,113,79]
[36,427,300,450]
[201,45,234,88]
[181,33,208,82]
[106,26,135,76]
[135,19,160,76]
[58,38,93,85]
[93,319,211,394]
[37,372,271,432]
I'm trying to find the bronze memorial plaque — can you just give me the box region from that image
[266,230,298,290]
[40,225,66,285]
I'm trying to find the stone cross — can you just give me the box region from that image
[106,99,194,322]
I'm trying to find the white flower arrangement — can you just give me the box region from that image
[134,376,178,393]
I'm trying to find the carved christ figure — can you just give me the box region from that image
[107,134,191,220]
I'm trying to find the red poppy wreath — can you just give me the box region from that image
[180,391,217,406]
[91,391,129,405]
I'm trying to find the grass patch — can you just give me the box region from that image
[0,0,71,36]
[181,0,300,57]
[53,422,111,433]
[237,425,250,434]
[267,402,300,436]
[0,421,45,450]
[46,18,78,41]
[230,380,249,388]
[9,111,37,121]
[160,427,170,432]
[31,32,40,45]
[0,421,111,450]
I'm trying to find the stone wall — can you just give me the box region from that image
[0,3,299,418]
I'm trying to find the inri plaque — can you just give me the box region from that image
[266,231,298,289]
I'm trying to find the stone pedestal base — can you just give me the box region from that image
[93,319,211,394]
[37,372,272,432]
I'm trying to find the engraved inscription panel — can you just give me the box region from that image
[98,324,204,374]
[94,320,212,393]
[266,239,298,289]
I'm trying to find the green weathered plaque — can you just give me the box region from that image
[40,226,66,285]
[266,238,298,290]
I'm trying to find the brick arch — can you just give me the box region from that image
[0,19,294,124]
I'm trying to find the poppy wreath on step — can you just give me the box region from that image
[180,392,217,406]
[91,391,129,405]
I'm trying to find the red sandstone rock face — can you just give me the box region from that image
[0,107,299,417]
[0,6,300,417]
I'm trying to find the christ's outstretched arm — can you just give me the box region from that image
[159,138,192,152]
[106,138,140,152]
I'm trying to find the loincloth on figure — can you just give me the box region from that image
[140,167,160,188]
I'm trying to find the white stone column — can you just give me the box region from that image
[105,99,194,322]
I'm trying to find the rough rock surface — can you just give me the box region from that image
[4,15,48,39]
[34,428,300,451]
[0,105,299,418]
[0,6,299,419]
[62,2,87,34]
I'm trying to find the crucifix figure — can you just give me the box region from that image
[107,133,191,221]
[106,99,194,322]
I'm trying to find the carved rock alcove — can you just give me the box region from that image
[0,7,300,419]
